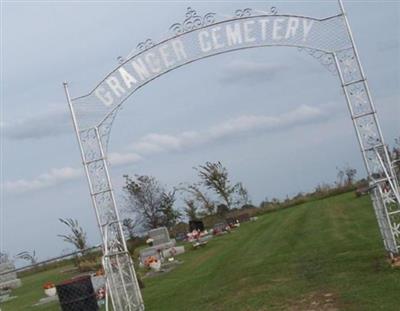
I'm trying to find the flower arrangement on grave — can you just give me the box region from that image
[43,281,57,297]
[144,256,161,271]
[144,256,158,267]
[43,282,55,290]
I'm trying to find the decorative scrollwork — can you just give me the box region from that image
[235,8,252,17]
[252,6,278,17]
[136,39,155,52]
[98,109,119,155]
[393,223,400,237]
[367,151,383,176]
[298,48,337,75]
[336,48,361,83]
[356,115,381,149]
[382,189,397,205]
[170,7,216,36]
[347,83,371,116]
[80,128,102,162]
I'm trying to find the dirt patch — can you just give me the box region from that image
[287,291,341,311]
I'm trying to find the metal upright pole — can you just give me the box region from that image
[63,82,105,242]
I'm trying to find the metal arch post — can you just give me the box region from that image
[64,82,144,310]
[332,54,396,253]
[63,82,105,243]
[336,0,400,254]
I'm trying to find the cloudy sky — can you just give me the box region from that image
[1,0,399,263]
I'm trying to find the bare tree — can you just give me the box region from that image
[196,161,236,209]
[122,217,142,240]
[58,218,88,253]
[179,182,215,214]
[233,182,251,208]
[336,165,357,187]
[344,166,357,186]
[15,250,37,265]
[336,166,345,187]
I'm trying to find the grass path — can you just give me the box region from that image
[2,192,400,310]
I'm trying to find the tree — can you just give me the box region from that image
[124,174,181,230]
[336,166,345,187]
[124,175,164,229]
[58,218,88,253]
[196,161,236,209]
[183,199,198,220]
[160,190,181,229]
[122,217,141,240]
[233,182,251,208]
[336,165,357,187]
[216,204,229,216]
[344,166,357,186]
[15,250,37,265]
[179,182,215,214]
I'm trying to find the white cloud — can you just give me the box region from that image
[3,104,330,194]
[3,167,82,194]
[108,152,142,166]
[220,60,288,84]
[2,109,71,140]
[132,104,325,155]
[2,153,142,194]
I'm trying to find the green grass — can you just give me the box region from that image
[2,192,400,310]
[1,265,79,311]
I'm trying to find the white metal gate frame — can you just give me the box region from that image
[63,1,400,310]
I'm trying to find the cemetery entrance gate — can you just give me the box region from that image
[64,1,400,310]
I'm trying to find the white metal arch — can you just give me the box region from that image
[64,2,400,310]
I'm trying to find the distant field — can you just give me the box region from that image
[2,192,400,310]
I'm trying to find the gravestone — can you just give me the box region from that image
[139,248,161,265]
[0,261,21,290]
[139,227,177,264]
[161,246,185,258]
[91,274,106,293]
[148,227,170,246]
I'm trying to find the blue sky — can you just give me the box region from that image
[1,0,399,263]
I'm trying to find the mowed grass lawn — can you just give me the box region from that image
[3,192,400,310]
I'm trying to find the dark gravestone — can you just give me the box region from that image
[189,220,204,232]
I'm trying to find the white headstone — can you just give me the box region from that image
[148,227,170,246]
[0,262,22,290]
